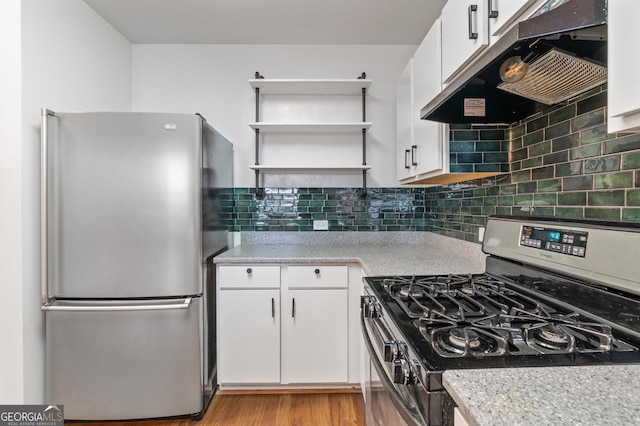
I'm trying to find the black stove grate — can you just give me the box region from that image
[365,261,640,370]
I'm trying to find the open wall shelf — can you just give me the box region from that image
[250,72,371,198]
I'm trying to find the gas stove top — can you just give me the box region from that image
[361,217,640,426]
[364,216,640,372]
[373,271,638,361]
[366,268,640,372]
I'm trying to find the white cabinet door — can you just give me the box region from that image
[218,289,280,384]
[412,19,446,177]
[488,0,539,38]
[281,289,348,384]
[413,19,442,111]
[608,1,640,133]
[441,0,489,83]
[396,60,414,180]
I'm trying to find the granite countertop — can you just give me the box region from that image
[214,231,488,276]
[444,365,640,426]
[215,231,640,424]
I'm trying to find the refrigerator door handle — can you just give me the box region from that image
[40,108,56,306]
[42,297,193,312]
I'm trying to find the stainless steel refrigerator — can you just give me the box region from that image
[40,110,233,421]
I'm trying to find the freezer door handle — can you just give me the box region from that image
[42,297,193,312]
[40,108,56,306]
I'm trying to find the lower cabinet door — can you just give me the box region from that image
[218,289,280,384]
[281,289,348,384]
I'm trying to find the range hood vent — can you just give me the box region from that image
[421,0,607,124]
[497,48,608,105]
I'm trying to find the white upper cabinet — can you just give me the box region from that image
[413,19,443,110]
[411,20,447,178]
[441,0,489,84]
[488,0,540,40]
[441,0,543,84]
[397,19,448,183]
[608,1,640,133]
[396,60,414,181]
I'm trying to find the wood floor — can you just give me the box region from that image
[71,390,366,426]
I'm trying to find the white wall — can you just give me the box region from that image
[0,0,25,404]
[0,0,132,404]
[132,44,414,188]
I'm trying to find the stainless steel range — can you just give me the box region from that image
[361,216,640,426]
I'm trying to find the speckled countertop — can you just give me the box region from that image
[213,231,488,276]
[444,365,640,426]
[214,231,640,425]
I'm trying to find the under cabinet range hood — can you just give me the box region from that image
[422,0,607,124]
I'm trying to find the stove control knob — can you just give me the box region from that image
[384,341,399,362]
[360,295,374,307]
[360,296,382,319]
[392,359,412,385]
[360,296,373,317]
[393,359,420,385]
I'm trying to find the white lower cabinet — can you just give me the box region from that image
[218,288,280,384]
[281,288,348,383]
[217,263,357,388]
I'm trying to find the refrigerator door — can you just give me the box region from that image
[202,123,234,259]
[46,112,202,298]
[45,297,203,420]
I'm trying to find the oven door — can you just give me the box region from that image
[361,295,429,426]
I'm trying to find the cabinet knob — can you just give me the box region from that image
[246,268,252,274]
[314,268,320,275]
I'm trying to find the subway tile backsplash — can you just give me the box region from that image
[226,187,427,232]
[424,86,640,242]
[228,86,640,242]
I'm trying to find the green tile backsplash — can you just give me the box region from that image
[227,187,427,232]
[448,125,509,173]
[228,86,640,240]
[424,86,640,243]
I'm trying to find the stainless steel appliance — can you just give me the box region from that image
[40,110,233,421]
[362,215,640,425]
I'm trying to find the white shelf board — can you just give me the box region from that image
[249,165,372,171]
[249,122,372,133]
[249,79,371,95]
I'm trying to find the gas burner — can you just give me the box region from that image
[538,325,570,345]
[395,285,424,299]
[458,285,476,296]
[423,321,508,358]
[526,322,574,353]
[449,328,481,349]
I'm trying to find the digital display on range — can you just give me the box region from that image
[532,229,561,243]
[520,226,588,257]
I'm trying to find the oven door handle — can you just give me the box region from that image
[361,315,428,426]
